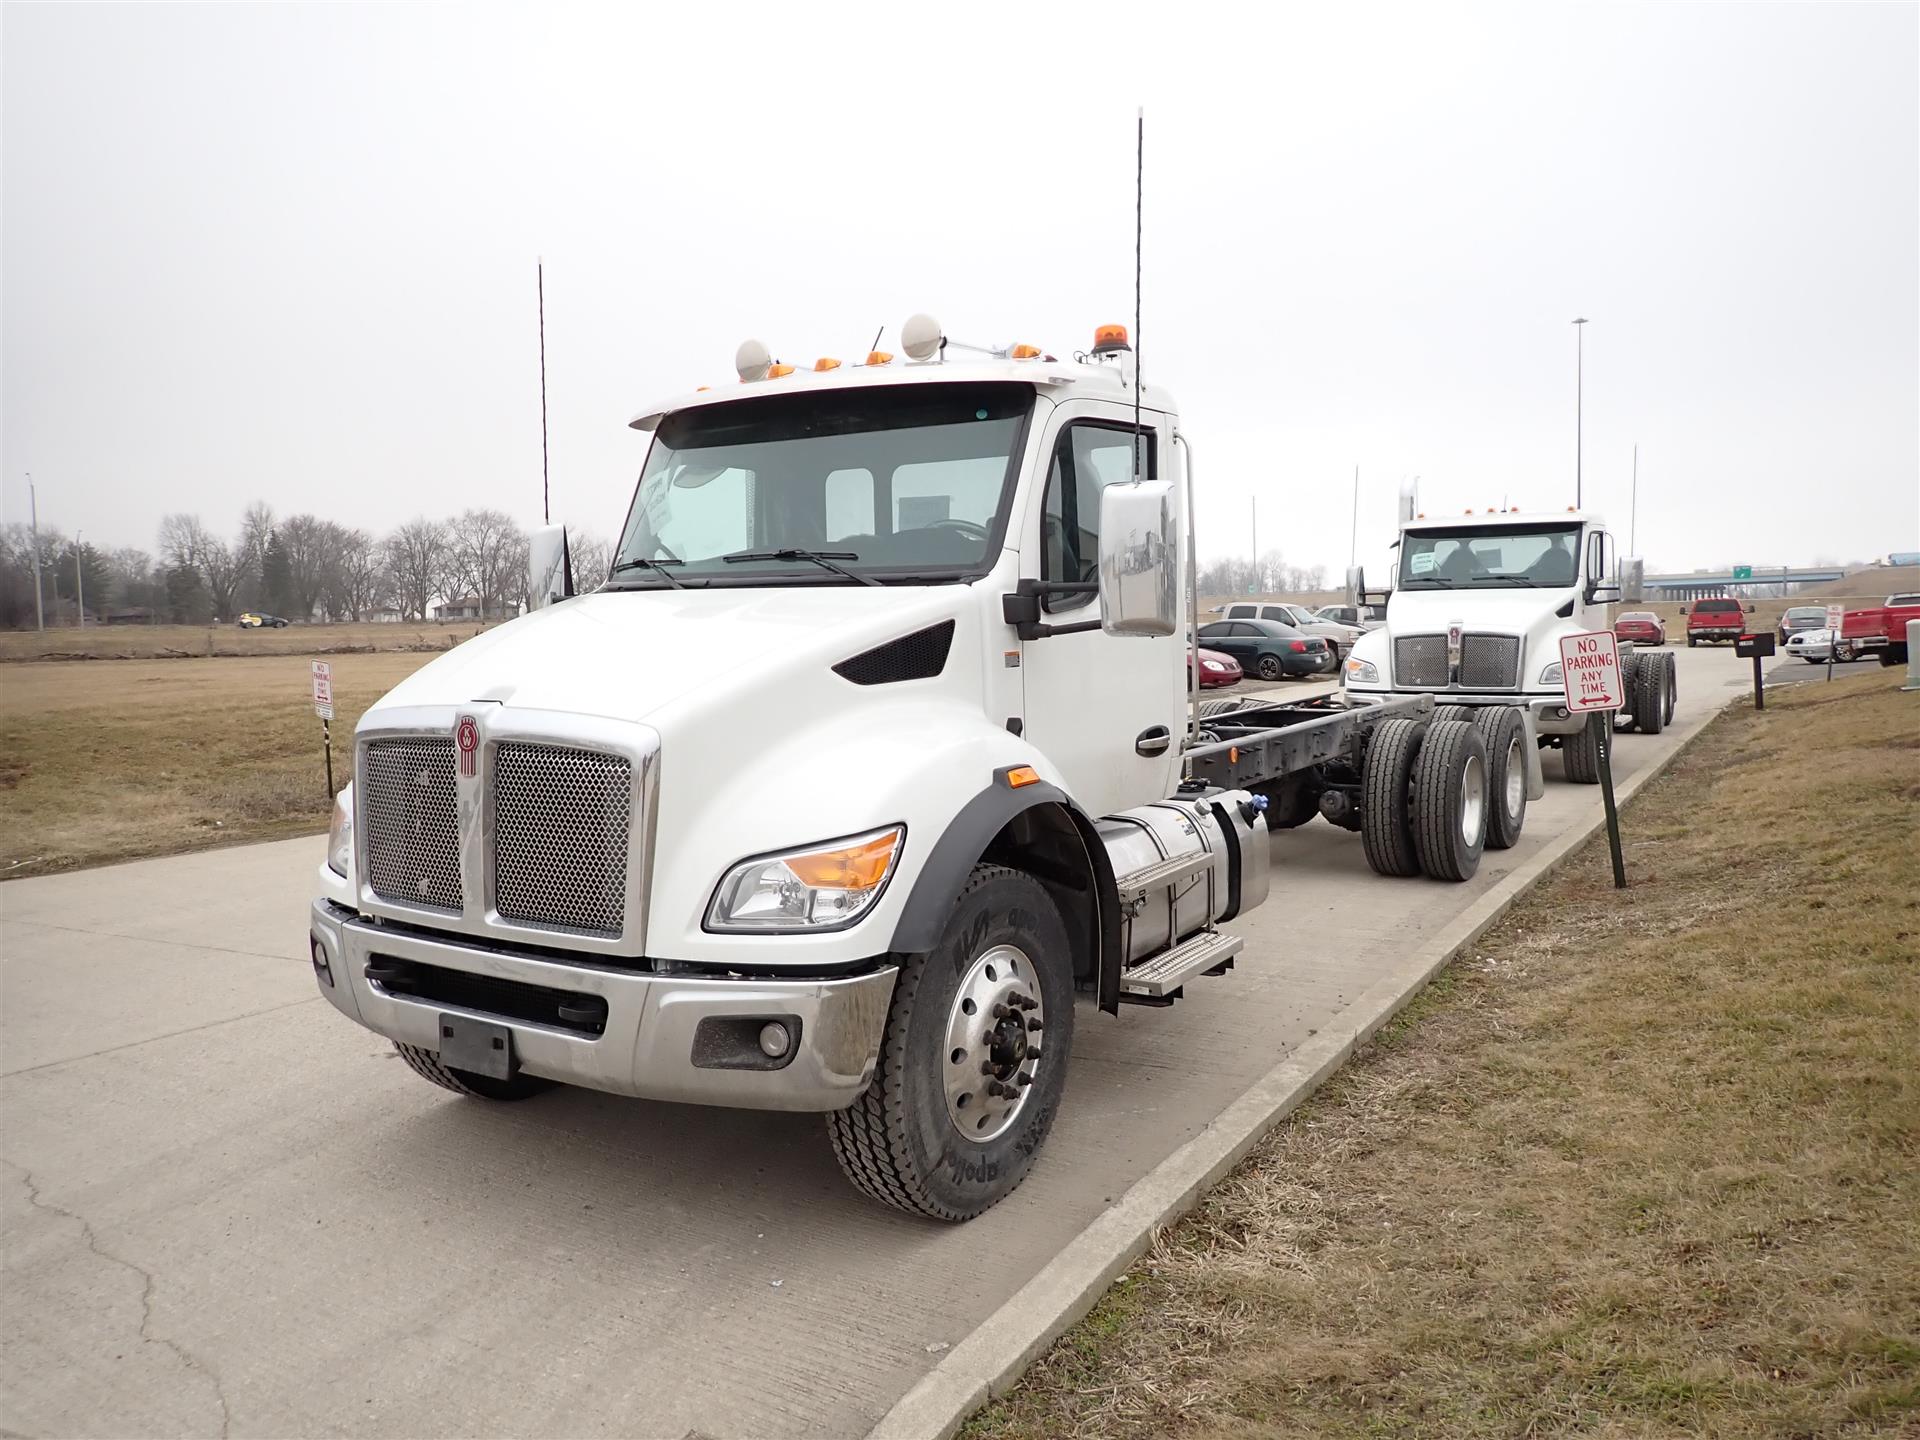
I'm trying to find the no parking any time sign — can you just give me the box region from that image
[1558,630,1623,713]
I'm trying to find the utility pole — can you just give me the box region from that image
[27,473,44,632]
[1572,318,1589,509]
[1250,495,1258,594]
[74,531,85,628]
[1629,443,1638,556]
[1349,465,1360,568]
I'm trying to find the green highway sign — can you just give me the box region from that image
[1732,565,1753,580]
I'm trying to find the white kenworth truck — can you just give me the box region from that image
[1342,505,1678,791]
[309,316,1530,1220]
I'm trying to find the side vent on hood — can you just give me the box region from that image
[833,621,956,686]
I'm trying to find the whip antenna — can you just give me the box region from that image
[538,258,551,524]
[1133,106,1144,483]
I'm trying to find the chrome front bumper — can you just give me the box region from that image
[309,901,896,1112]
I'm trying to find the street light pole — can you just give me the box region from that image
[27,473,44,632]
[1572,318,1589,509]
[1629,443,1638,556]
[74,531,85,628]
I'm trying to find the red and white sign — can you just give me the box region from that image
[310,660,334,720]
[1825,604,1846,635]
[455,714,481,779]
[1558,630,1623,713]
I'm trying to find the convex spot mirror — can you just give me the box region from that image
[1098,479,1178,637]
[527,524,573,611]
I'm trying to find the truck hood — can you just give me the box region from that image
[369,585,966,721]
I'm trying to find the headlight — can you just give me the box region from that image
[1539,661,1563,685]
[1201,660,1226,672]
[327,784,354,878]
[706,826,904,932]
[1345,656,1380,684]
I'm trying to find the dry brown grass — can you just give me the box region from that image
[970,671,1920,1439]
[0,619,490,663]
[0,652,435,877]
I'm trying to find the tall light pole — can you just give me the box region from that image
[1572,318,1589,508]
[1629,443,1638,557]
[74,531,86,628]
[26,473,44,632]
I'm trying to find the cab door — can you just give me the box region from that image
[1016,402,1184,818]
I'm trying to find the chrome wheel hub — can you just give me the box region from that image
[1460,752,1487,847]
[1503,734,1524,815]
[943,944,1044,1142]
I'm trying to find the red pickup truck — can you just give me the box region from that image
[1839,593,1920,665]
[1681,595,1752,646]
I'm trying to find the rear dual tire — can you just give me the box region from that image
[1562,712,1605,784]
[1361,717,1489,881]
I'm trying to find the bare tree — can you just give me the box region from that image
[329,528,389,621]
[449,509,527,618]
[237,501,276,610]
[156,514,242,620]
[278,514,339,620]
[384,517,451,621]
[157,513,210,571]
[199,537,246,621]
[570,532,613,591]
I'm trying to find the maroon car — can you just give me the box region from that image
[1189,647,1243,689]
[1613,611,1666,646]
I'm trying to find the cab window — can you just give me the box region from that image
[1040,421,1157,606]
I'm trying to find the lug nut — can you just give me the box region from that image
[1027,1019,1043,1032]
[992,1003,1011,1020]
[1016,1073,1033,1087]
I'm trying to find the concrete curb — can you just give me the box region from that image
[868,713,1721,1440]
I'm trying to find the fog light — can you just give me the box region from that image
[310,936,334,988]
[758,1022,792,1059]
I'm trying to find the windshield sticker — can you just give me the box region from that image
[1409,551,1438,574]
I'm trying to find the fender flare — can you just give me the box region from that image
[888,777,1124,1013]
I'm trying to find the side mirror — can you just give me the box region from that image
[1345,564,1365,608]
[1678,605,1688,614]
[1746,602,1756,613]
[1098,479,1179,637]
[527,525,573,612]
[1588,581,1622,605]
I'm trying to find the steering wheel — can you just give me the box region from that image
[924,517,990,541]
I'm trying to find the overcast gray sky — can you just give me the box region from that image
[4,1,1916,582]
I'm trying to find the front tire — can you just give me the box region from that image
[394,1042,554,1101]
[1412,720,1489,881]
[1472,706,1527,850]
[1361,717,1425,877]
[1687,635,1696,648]
[1662,652,1678,725]
[827,864,1073,1221]
[1562,711,1605,783]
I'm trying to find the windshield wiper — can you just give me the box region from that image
[608,556,687,590]
[721,548,882,587]
[1477,575,1545,588]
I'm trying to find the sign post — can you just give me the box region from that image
[311,660,335,798]
[1735,631,1775,709]
[1558,630,1627,889]
[1824,603,1846,682]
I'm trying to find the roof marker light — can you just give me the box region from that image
[1010,344,1041,360]
[696,385,711,392]
[863,351,895,366]
[814,357,841,372]
[735,338,772,383]
[768,363,795,379]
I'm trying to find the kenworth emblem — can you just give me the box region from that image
[455,714,481,779]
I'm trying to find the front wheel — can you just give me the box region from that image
[827,864,1074,1221]
[1412,720,1488,881]
[1472,706,1528,850]
[1687,636,1696,648]
[1562,711,1605,784]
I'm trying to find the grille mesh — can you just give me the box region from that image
[363,738,463,911]
[492,742,632,935]
[1460,635,1520,689]
[833,621,955,685]
[1393,634,1449,687]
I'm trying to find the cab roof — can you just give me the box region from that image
[1402,509,1604,531]
[628,355,1180,432]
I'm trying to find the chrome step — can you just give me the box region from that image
[1118,929,1244,999]
[1114,851,1212,899]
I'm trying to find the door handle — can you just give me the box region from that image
[1135,725,1172,757]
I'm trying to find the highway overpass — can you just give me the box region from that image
[1639,566,1847,599]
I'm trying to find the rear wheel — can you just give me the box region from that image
[1561,712,1605,784]
[1618,654,1645,732]
[1662,652,1677,725]
[826,864,1073,1221]
[1687,635,1696,648]
[1412,720,1488,881]
[1472,706,1527,850]
[394,1042,554,1101]
[1361,717,1424,877]
[1254,777,1320,829]
[1633,654,1668,735]
[1256,654,1284,681]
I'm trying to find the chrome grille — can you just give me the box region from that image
[1393,634,1449,687]
[362,738,462,912]
[1459,634,1520,689]
[492,742,632,936]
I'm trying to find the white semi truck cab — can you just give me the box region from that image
[309,316,1511,1220]
[1343,507,1676,786]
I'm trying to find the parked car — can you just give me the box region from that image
[1783,628,1870,664]
[1188,647,1243,689]
[1225,601,1361,661]
[1681,596,1751,646]
[1613,611,1666,646]
[237,612,290,628]
[1197,618,1335,681]
[1776,606,1829,645]
[1313,603,1383,631]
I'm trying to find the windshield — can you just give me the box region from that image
[1398,523,1582,590]
[610,383,1032,586]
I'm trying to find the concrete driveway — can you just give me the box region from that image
[1,646,1760,1439]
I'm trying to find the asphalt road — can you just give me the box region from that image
[0,645,1766,1439]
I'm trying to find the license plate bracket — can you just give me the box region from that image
[438,1014,514,1080]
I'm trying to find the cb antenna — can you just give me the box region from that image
[1132,106,1144,484]
[538,257,551,524]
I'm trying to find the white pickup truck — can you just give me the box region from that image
[1343,507,1678,794]
[309,317,1522,1220]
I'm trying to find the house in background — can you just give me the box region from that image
[433,595,485,621]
